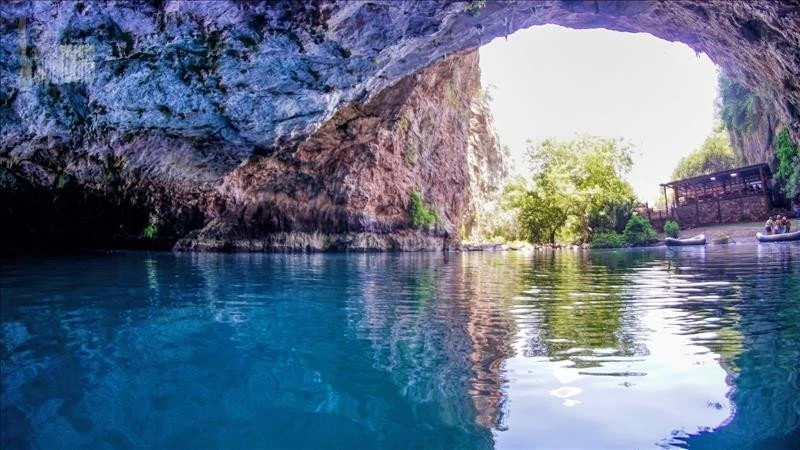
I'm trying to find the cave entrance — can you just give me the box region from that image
[478,24,721,205]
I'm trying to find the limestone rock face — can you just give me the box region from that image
[1,0,798,249]
[730,102,781,167]
[175,50,503,251]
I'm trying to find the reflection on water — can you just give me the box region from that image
[1,245,799,449]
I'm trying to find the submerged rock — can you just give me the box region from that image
[1,1,798,250]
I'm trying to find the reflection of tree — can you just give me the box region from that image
[520,251,644,366]
[588,248,659,271]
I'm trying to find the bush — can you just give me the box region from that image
[590,231,625,248]
[775,128,800,199]
[409,191,439,230]
[463,0,487,16]
[623,215,658,246]
[142,214,158,239]
[663,220,680,238]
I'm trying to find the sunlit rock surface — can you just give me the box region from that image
[1,0,798,249]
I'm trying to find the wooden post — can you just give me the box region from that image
[662,185,669,217]
[673,186,679,210]
[739,192,745,222]
[759,166,769,208]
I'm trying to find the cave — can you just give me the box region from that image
[1,0,798,251]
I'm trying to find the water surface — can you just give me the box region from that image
[2,245,799,449]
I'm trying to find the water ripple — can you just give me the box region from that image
[1,245,799,449]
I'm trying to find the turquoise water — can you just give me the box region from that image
[1,245,799,449]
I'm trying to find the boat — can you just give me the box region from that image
[756,230,800,242]
[711,235,732,245]
[665,234,706,246]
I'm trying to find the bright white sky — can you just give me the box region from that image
[479,25,720,204]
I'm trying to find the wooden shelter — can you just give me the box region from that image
[660,164,773,226]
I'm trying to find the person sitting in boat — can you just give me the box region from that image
[786,216,792,233]
[765,216,776,234]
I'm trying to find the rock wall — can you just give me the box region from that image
[175,50,505,251]
[729,104,780,167]
[674,195,769,227]
[1,0,799,250]
[721,77,783,167]
[1,44,503,250]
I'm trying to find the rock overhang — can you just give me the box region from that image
[2,0,798,150]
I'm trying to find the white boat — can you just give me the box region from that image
[665,234,706,246]
[756,230,800,242]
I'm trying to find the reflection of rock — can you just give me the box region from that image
[346,253,521,431]
[461,255,522,430]
[686,247,800,449]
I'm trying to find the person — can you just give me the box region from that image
[786,216,792,233]
[776,216,785,234]
[765,216,775,234]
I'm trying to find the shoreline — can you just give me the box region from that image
[3,220,796,255]
[671,219,798,244]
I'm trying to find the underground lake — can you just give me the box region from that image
[2,245,798,449]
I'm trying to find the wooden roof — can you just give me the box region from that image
[660,163,771,189]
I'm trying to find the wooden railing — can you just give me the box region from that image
[636,203,673,230]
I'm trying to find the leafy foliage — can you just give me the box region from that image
[671,126,738,180]
[409,190,439,230]
[623,215,658,246]
[469,179,527,242]
[463,0,487,16]
[775,128,800,199]
[142,215,158,239]
[399,113,410,131]
[505,136,637,244]
[590,231,625,249]
[719,74,760,135]
[404,142,419,166]
[663,220,680,238]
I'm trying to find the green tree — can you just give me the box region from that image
[774,128,800,199]
[663,220,680,238]
[622,215,658,246]
[672,126,738,180]
[473,177,532,242]
[719,74,760,135]
[590,231,625,248]
[506,135,637,244]
[409,190,439,229]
